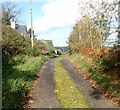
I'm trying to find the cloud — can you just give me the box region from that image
[30,0,116,46]
[38,27,72,46]
[33,0,81,34]
[30,0,96,46]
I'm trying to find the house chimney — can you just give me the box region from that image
[11,21,16,30]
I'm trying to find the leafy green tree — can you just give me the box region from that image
[68,16,101,54]
[28,28,36,38]
[68,31,79,54]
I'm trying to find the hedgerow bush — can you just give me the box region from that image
[93,47,120,78]
[2,26,48,57]
[3,26,28,55]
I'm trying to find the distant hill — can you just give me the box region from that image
[55,46,69,52]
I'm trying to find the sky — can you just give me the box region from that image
[1,0,118,47]
[2,0,83,46]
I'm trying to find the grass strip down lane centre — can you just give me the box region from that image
[54,58,89,108]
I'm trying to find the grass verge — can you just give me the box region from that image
[2,55,49,108]
[54,58,89,108]
[67,54,120,101]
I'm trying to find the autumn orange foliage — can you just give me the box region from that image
[80,47,120,78]
[80,48,110,58]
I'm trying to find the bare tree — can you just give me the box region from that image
[1,2,22,25]
[80,0,118,48]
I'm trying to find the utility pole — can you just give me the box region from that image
[118,1,120,44]
[30,0,34,48]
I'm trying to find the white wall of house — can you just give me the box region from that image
[11,22,16,30]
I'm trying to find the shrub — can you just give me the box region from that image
[94,47,120,78]
[2,26,31,56]
[2,25,55,57]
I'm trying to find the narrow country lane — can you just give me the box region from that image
[30,59,62,108]
[29,58,118,108]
